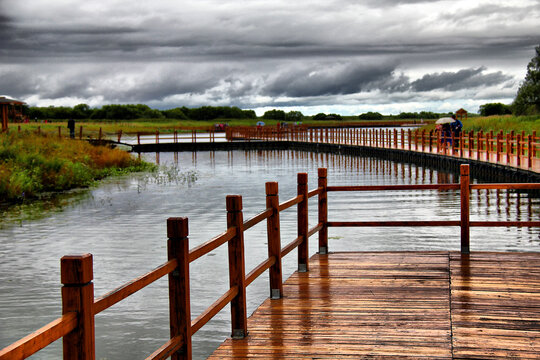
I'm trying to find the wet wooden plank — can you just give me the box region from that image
[209,251,540,359]
[209,251,452,359]
[450,252,540,359]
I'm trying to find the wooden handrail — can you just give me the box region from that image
[94,259,178,314]
[281,236,304,258]
[243,208,273,231]
[327,184,461,191]
[328,221,461,227]
[188,228,235,263]
[145,335,184,360]
[278,194,303,212]
[246,257,276,286]
[0,312,78,360]
[191,287,239,335]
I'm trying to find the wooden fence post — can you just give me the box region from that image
[460,165,470,254]
[527,135,534,169]
[297,173,309,272]
[98,128,102,140]
[516,134,522,167]
[61,254,95,360]
[58,126,62,138]
[266,182,283,299]
[167,217,192,360]
[318,168,328,254]
[226,195,248,338]
[79,126,83,140]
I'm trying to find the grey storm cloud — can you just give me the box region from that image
[264,62,400,97]
[0,0,538,114]
[411,67,512,92]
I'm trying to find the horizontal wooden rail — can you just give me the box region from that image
[243,208,273,231]
[328,184,461,192]
[191,287,239,335]
[308,188,321,198]
[94,259,177,314]
[308,223,323,238]
[246,257,276,286]
[278,195,303,212]
[328,221,461,227]
[145,335,184,360]
[470,183,540,190]
[281,236,303,258]
[470,221,540,227]
[188,228,236,263]
[0,312,78,360]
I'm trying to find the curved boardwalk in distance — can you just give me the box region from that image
[209,251,540,359]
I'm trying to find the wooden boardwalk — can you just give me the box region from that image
[209,251,540,359]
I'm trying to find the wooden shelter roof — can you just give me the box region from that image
[0,96,26,105]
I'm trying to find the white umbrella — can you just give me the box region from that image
[435,117,454,124]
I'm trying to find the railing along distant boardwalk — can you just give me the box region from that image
[226,126,540,173]
[1,165,539,359]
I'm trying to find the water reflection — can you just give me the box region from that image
[0,150,538,360]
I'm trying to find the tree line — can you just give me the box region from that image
[25,104,256,121]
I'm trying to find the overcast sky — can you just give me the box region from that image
[1,0,539,115]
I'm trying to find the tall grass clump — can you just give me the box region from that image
[0,132,155,202]
[463,115,540,134]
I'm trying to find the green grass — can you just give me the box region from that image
[0,131,155,202]
[462,115,540,134]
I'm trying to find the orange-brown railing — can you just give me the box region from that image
[227,126,540,172]
[1,165,539,360]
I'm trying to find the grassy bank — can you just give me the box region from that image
[0,132,155,202]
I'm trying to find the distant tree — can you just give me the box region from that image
[358,112,383,120]
[162,107,188,120]
[513,45,540,115]
[312,113,327,120]
[479,103,512,116]
[285,111,303,122]
[72,104,91,119]
[418,111,439,119]
[326,113,342,120]
[262,109,286,120]
[241,109,257,119]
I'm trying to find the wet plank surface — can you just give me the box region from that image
[209,251,540,359]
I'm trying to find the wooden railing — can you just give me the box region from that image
[8,125,223,144]
[1,164,539,360]
[226,126,540,172]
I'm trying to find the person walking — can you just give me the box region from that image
[67,118,75,138]
[450,114,463,146]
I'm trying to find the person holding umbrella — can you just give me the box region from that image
[450,114,463,146]
[435,117,454,145]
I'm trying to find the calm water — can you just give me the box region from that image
[1,150,538,359]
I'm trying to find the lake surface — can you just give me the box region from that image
[1,150,538,359]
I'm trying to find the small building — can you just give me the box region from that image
[456,108,468,121]
[1,96,26,132]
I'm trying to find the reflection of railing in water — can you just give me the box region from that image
[227,126,540,172]
[1,164,539,360]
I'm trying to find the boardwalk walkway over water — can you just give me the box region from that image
[210,251,540,359]
[1,165,538,360]
[227,126,540,174]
